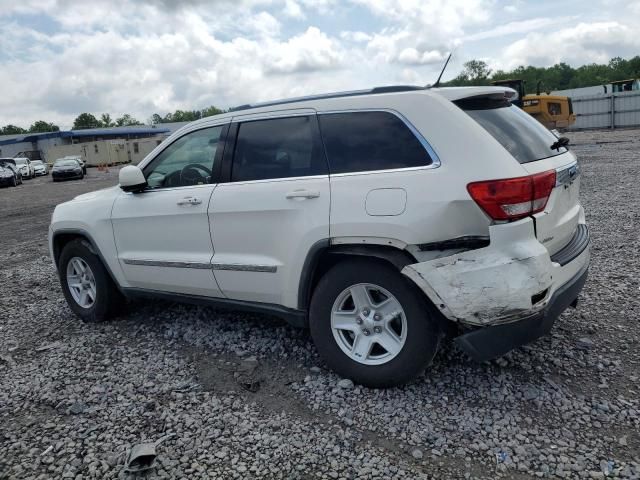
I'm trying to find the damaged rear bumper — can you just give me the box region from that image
[454,265,588,361]
[401,216,590,361]
[402,217,589,325]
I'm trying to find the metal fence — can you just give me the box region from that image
[569,91,640,130]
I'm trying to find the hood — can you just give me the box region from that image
[73,186,120,202]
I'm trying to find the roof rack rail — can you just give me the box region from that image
[229,85,426,112]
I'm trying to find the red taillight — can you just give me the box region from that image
[467,170,556,221]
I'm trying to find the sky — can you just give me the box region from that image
[1,0,639,129]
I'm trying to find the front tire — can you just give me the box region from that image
[310,259,440,388]
[59,239,123,322]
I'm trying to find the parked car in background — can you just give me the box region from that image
[51,158,84,182]
[0,158,23,187]
[14,158,35,179]
[49,85,589,387]
[31,160,49,176]
[61,155,87,174]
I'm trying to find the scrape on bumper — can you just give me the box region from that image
[402,218,553,326]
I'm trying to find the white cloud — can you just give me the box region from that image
[501,21,640,69]
[0,0,639,128]
[397,48,445,66]
[283,0,305,19]
[464,17,574,42]
[264,27,344,73]
[0,3,349,127]
[353,0,492,65]
[340,31,372,43]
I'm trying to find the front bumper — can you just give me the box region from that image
[454,265,588,361]
[0,176,14,186]
[52,171,83,180]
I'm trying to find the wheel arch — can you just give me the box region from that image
[51,229,123,293]
[297,240,419,312]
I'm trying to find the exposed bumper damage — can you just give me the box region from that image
[402,218,553,326]
[454,266,588,362]
[402,216,590,360]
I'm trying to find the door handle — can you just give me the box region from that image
[286,190,320,200]
[176,196,202,206]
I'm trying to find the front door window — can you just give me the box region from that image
[143,126,223,189]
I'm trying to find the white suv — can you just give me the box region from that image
[49,86,589,387]
[14,157,35,179]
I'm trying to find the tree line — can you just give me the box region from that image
[445,55,640,91]
[1,105,226,136]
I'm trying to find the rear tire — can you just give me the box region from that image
[309,259,440,388]
[59,239,124,322]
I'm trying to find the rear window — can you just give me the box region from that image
[318,111,432,174]
[456,98,567,164]
[55,160,79,167]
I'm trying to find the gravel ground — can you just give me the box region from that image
[1,129,639,479]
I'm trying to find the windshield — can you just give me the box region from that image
[456,97,567,164]
[14,159,27,166]
[55,160,79,167]
[32,161,43,166]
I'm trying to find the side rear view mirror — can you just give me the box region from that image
[119,165,147,193]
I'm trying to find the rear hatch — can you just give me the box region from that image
[456,95,581,256]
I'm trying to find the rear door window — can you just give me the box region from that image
[231,116,327,182]
[318,111,432,174]
[456,98,567,164]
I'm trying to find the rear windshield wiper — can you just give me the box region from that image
[550,136,570,151]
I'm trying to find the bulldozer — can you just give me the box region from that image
[491,79,576,129]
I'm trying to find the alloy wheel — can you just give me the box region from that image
[66,257,97,309]
[331,283,407,365]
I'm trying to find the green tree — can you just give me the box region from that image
[100,113,114,127]
[28,120,60,133]
[447,55,640,91]
[464,60,492,81]
[73,113,100,130]
[150,106,224,124]
[115,114,142,127]
[201,105,224,117]
[450,60,492,86]
[1,125,27,135]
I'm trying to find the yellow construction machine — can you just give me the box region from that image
[491,79,576,129]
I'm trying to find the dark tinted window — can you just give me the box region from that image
[318,111,432,174]
[232,116,326,182]
[457,98,567,164]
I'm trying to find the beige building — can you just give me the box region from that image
[47,136,166,166]
[0,125,174,166]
